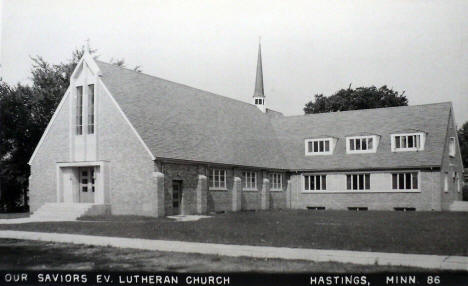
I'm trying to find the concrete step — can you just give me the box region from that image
[31,203,96,221]
[449,201,468,211]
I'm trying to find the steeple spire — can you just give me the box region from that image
[253,41,265,98]
[253,39,266,112]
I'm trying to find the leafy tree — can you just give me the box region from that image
[0,45,139,211]
[458,121,468,168]
[304,85,408,114]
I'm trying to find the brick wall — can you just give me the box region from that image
[290,170,441,211]
[29,92,71,212]
[98,81,156,216]
[160,162,288,214]
[440,110,464,210]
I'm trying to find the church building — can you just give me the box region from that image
[27,45,465,219]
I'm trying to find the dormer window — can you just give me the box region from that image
[305,138,336,155]
[391,132,425,152]
[346,135,379,154]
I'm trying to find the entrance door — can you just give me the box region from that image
[172,181,182,215]
[79,167,95,203]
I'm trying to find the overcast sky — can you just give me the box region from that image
[2,0,467,124]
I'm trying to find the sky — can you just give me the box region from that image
[1,0,467,124]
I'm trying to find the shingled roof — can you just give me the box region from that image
[96,60,288,169]
[271,102,452,171]
[96,60,451,171]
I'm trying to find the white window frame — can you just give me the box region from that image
[391,132,425,152]
[270,173,283,191]
[75,86,83,135]
[346,173,371,190]
[303,174,327,192]
[209,169,227,190]
[305,138,335,156]
[242,171,257,191]
[449,137,456,157]
[444,173,449,192]
[346,136,378,154]
[391,172,419,191]
[87,84,95,134]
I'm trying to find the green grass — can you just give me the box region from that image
[0,210,467,256]
[0,238,427,272]
[0,213,30,219]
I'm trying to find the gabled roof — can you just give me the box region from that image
[271,102,452,170]
[96,60,452,171]
[96,60,288,169]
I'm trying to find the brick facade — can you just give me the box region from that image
[98,82,156,216]
[29,92,71,212]
[28,56,464,217]
[158,162,288,214]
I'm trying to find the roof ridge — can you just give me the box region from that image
[277,101,452,119]
[95,59,265,112]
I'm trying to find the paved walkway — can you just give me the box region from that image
[0,230,467,271]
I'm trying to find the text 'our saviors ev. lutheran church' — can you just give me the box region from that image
[27,44,464,220]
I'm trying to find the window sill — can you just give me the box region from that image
[243,189,258,192]
[392,148,423,152]
[305,153,333,156]
[270,189,283,192]
[346,150,377,154]
[301,190,421,194]
[209,188,227,191]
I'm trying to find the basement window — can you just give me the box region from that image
[348,207,368,211]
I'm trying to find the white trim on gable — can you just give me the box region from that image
[70,52,102,79]
[99,79,156,161]
[28,88,71,165]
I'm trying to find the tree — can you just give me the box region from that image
[304,85,408,114]
[458,121,468,168]
[0,45,139,211]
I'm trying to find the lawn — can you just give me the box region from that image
[0,238,426,272]
[0,210,467,256]
[0,213,30,219]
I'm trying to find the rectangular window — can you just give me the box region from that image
[242,171,257,190]
[75,86,83,135]
[346,173,371,190]
[304,175,327,191]
[347,136,377,153]
[270,173,283,190]
[392,172,418,190]
[87,84,95,134]
[392,133,424,151]
[305,138,333,155]
[444,173,449,192]
[449,137,456,157]
[209,169,227,190]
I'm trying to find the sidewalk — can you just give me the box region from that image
[0,230,467,271]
